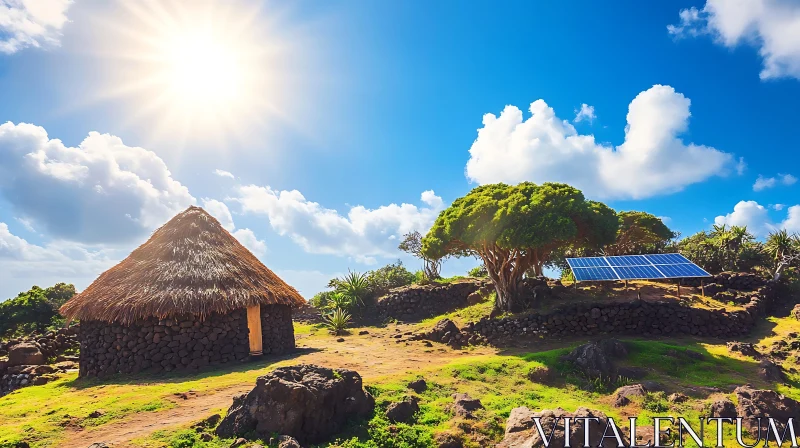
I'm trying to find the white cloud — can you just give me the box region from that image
[714,200,800,236]
[753,173,797,191]
[232,228,267,256]
[669,0,800,80]
[573,103,596,123]
[657,216,672,223]
[200,198,267,255]
[0,0,73,54]
[0,122,195,244]
[0,221,114,278]
[465,85,735,200]
[233,187,445,263]
[202,198,235,231]
[214,169,235,179]
[736,157,747,175]
[772,204,785,211]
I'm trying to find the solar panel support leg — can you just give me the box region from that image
[624,280,628,291]
[701,279,705,298]
[676,282,681,300]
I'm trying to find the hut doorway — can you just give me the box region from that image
[246,305,263,356]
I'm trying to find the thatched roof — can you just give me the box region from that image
[60,206,305,324]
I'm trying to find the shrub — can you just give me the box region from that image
[309,290,336,309]
[468,265,488,277]
[365,260,415,296]
[0,283,76,338]
[323,308,352,335]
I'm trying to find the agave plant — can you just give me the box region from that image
[335,270,371,307]
[323,307,352,335]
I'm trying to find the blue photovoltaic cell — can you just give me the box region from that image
[645,253,691,265]
[606,255,649,266]
[572,267,618,281]
[567,257,609,268]
[613,265,665,280]
[568,253,709,282]
[656,263,710,278]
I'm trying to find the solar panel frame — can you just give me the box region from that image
[566,253,710,282]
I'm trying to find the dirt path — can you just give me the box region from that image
[59,324,497,447]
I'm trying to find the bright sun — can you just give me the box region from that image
[163,31,243,106]
[88,0,311,146]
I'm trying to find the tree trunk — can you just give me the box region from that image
[480,246,534,313]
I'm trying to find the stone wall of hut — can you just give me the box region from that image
[78,305,294,377]
[260,304,295,355]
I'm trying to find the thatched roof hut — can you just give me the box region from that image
[61,205,305,324]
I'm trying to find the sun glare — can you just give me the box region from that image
[163,31,243,106]
[85,0,314,147]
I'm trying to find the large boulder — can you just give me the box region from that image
[562,342,616,379]
[734,385,800,434]
[7,343,45,366]
[498,407,628,448]
[612,384,647,407]
[451,393,484,419]
[385,396,420,423]
[215,364,374,444]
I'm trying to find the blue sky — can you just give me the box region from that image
[1,0,799,300]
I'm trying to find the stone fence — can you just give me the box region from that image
[374,279,491,322]
[460,280,781,344]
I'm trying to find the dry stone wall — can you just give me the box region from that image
[374,280,489,321]
[462,280,781,343]
[78,304,294,377]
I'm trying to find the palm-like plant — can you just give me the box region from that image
[323,308,352,335]
[335,270,370,307]
[766,230,795,261]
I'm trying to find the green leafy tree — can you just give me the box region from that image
[604,211,675,256]
[422,182,618,311]
[0,284,76,338]
[398,231,445,280]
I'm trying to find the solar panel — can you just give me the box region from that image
[572,266,617,281]
[565,253,710,282]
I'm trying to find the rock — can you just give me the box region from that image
[385,396,420,423]
[276,435,301,448]
[86,444,109,448]
[727,341,761,358]
[54,361,78,371]
[451,393,483,419]
[215,364,374,444]
[466,291,484,306]
[597,339,628,358]
[562,342,615,379]
[429,319,460,340]
[434,432,463,448]
[192,413,221,431]
[87,410,105,419]
[200,432,213,442]
[734,385,800,434]
[358,330,369,335]
[7,343,44,366]
[336,338,345,342]
[709,399,737,418]
[526,366,552,383]
[668,393,688,404]
[408,378,428,393]
[792,304,800,320]
[641,381,665,392]
[230,438,248,448]
[612,384,647,407]
[757,359,785,382]
[498,407,628,448]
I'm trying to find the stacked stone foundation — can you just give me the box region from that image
[79,304,294,377]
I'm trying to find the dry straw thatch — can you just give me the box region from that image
[60,206,305,324]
